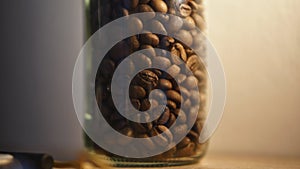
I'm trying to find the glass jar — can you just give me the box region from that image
[83,0,208,167]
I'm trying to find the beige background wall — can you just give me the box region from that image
[206,0,300,156]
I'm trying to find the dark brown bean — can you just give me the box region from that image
[140,45,156,57]
[157,125,173,142]
[158,79,172,89]
[140,99,151,111]
[131,99,141,110]
[183,16,196,30]
[175,142,195,157]
[140,33,160,46]
[153,56,171,69]
[100,59,115,79]
[175,30,193,46]
[192,13,206,30]
[167,65,181,77]
[157,107,170,125]
[150,0,168,13]
[179,3,192,17]
[165,112,176,127]
[167,100,177,110]
[128,17,143,33]
[186,55,201,72]
[150,20,166,34]
[177,137,191,149]
[166,90,181,104]
[129,85,146,99]
[137,4,155,19]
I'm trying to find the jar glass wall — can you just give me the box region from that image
[83,0,208,167]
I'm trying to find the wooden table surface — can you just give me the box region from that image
[55,154,300,169]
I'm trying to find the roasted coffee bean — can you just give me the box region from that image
[167,65,181,77]
[183,99,192,110]
[140,99,151,111]
[186,55,201,72]
[157,107,170,124]
[155,13,170,23]
[179,86,190,99]
[176,74,187,84]
[100,59,115,79]
[149,20,167,34]
[109,41,130,62]
[166,15,183,32]
[183,16,196,30]
[150,88,165,102]
[122,0,139,10]
[171,43,187,64]
[175,142,195,157]
[140,134,156,150]
[192,120,203,134]
[153,56,171,69]
[128,17,143,33]
[172,124,188,139]
[189,1,204,14]
[131,123,147,133]
[165,112,176,127]
[187,130,199,142]
[167,100,177,110]
[160,36,174,48]
[177,137,191,149]
[131,99,141,110]
[150,0,168,13]
[183,75,198,89]
[179,3,192,17]
[136,69,159,90]
[137,4,155,19]
[129,85,146,99]
[140,45,156,57]
[132,53,152,70]
[140,33,160,46]
[194,70,206,83]
[157,125,173,142]
[175,30,193,46]
[177,109,187,123]
[150,128,168,147]
[192,13,206,30]
[112,5,129,18]
[158,79,172,89]
[127,36,140,50]
[166,90,181,104]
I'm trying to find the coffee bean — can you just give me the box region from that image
[128,17,143,33]
[109,41,130,62]
[150,0,168,13]
[122,0,139,10]
[131,99,141,110]
[165,112,176,127]
[136,69,159,91]
[157,125,173,142]
[129,85,146,99]
[177,109,187,123]
[183,99,192,111]
[176,74,187,84]
[166,90,181,104]
[140,45,156,57]
[140,33,160,46]
[183,75,198,89]
[183,16,196,30]
[179,3,192,17]
[175,30,193,46]
[100,59,115,79]
[149,20,167,34]
[140,134,156,150]
[177,137,191,149]
[158,79,172,90]
[132,53,152,70]
[152,57,171,70]
[175,142,195,157]
[128,35,140,50]
[140,99,151,111]
[167,100,177,110]
[192,13,206,30]
[172,124,188,138]
[166,15,183,32]
[157,107,170,125]
[188,1,204,13]
[187,130,199,142]
[150,128,168,147]
[186,55,201,72]
[137,4,155,20]
[167,65,181,77]
[160,36,174,49]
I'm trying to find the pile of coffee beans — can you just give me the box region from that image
[87,0,208,159]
